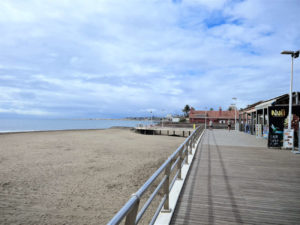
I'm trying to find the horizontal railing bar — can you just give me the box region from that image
[171,145,186,163]
[135,175,167,224]
[107,126,203,225]
[135,157,170,198]
[170,156,180,172]
[169,169,180,191]
[107,195,139,225]
[134,128,198,198]
[168,147,181,167]
[182,146,187,157]
[149,195,167,225]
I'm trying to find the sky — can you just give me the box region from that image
[0,0,299,118]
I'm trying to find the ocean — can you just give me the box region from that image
[0,118,154,133]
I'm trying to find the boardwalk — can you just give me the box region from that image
[135,127,194,137]
[170,129,300,225]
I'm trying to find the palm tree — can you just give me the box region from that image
[182,105,191,117]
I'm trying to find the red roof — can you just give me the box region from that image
[189,109,238,119]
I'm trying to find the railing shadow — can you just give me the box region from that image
[170,131,205,224]
[207,131,214,224]
[171,130,244,225]
[211,130,244,224]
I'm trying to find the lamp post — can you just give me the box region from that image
[232,97,237,130]
[205,107,207,130]
[161,109,165,128]
[281,50,299,152]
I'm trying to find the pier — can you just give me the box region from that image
[135,127,194,137]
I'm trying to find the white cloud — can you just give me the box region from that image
[0,0,299,117]
[0,107,52,116]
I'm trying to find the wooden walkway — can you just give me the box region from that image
[135,127,194,137]
[170,129,300,225]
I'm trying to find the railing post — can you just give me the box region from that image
[192,135,195,149]
[163,162,171,212]
[177,147,183,179]
[125,195,140,225]
[184,144,189,164]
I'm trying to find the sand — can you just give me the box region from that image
[0,128,185,225]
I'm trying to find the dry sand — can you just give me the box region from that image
[0,128,185,225]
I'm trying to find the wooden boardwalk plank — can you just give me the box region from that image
[170,130,300,225]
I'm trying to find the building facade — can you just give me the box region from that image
[239,92,300,148]
[189,107,238,124]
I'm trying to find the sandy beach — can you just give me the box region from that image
[0,128,185,225]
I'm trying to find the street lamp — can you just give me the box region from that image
[281,50,299,152]
[281,50,299,130]
[232,97,237,130]
[204,107,207,130]
[161,109,165,128]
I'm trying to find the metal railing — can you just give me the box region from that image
[107,125,204,225]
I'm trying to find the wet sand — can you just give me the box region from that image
[0,128,185,225]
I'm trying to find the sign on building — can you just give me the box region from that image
[268,106,288,148]
[256,124,262,138]
[172,118,180,123]
[263,125,269,139]
[283,129,294,149]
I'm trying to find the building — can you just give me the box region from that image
[189,107,238,125]
[239,92,300,148]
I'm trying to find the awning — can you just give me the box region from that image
[242,108,256,114]
[255,99,276,110]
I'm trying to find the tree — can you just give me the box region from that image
[228,105,236,111]
[182,105,191,117]
[210,107,214,111]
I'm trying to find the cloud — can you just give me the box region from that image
[0,0,299,118]
[183,0,229,10]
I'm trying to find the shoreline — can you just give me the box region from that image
[0,118,155,134]
[0,126,134,135]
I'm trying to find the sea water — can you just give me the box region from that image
[0,118,154,133]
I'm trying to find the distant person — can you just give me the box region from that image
[209,120,213,129]
[227,120,231,131]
